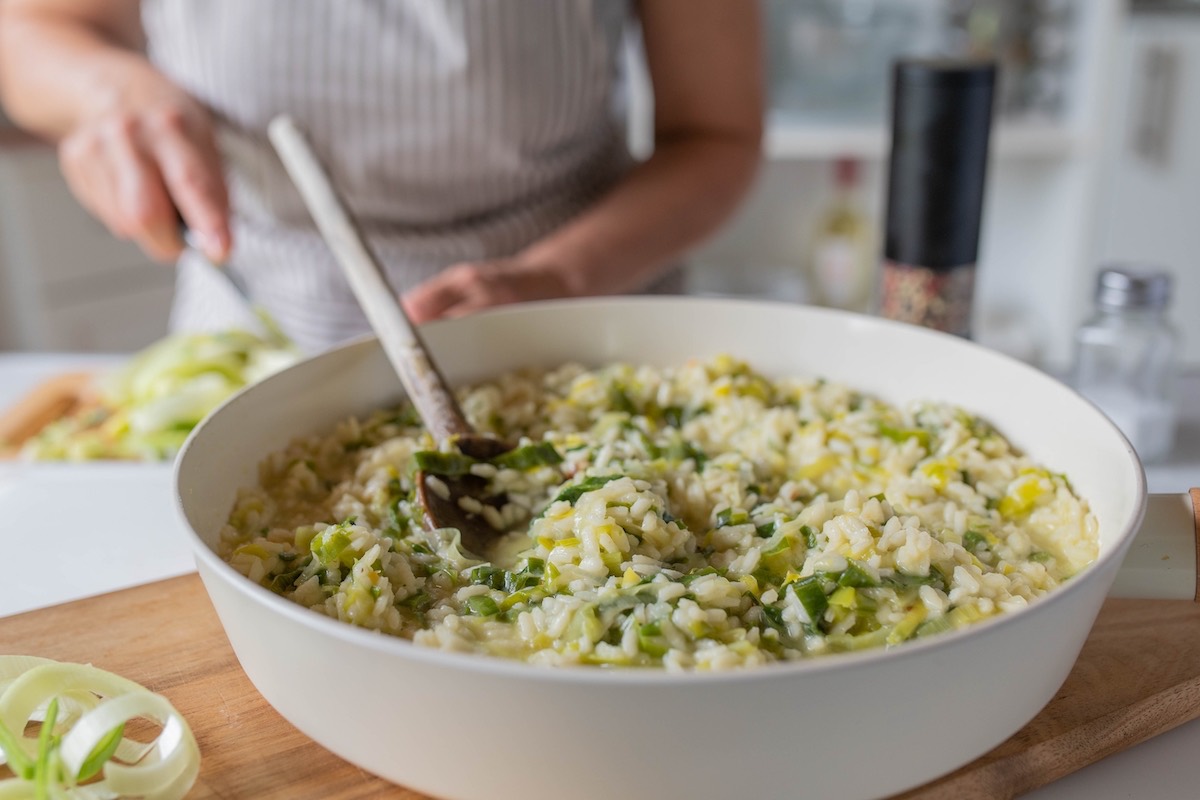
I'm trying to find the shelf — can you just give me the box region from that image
[765,117,1084,160]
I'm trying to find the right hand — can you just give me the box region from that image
[57,82,230,263]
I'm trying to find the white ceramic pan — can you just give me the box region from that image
[175,297,1198,800]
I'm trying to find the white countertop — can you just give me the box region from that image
[1,351,1197,799]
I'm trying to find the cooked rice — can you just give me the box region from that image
[220,355,1098,671]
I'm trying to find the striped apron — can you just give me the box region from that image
[144,0,659,353]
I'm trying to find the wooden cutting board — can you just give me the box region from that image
[1,575,1198,800]
[0,371,96,458]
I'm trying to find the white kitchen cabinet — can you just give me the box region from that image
[0,142,173,352]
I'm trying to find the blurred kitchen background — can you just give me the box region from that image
[0,0,1196,375]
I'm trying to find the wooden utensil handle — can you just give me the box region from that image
[1108,491,1200,602]
[267,115,472,443]
[0,372,92,454]
[1192,488,1199,602]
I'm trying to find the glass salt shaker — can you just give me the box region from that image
[1071,266,1178,463]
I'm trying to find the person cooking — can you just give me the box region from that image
[0,0,764,353]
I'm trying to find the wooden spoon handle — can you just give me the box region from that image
[267,115,472,443]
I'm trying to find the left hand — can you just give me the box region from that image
[401,258,575,324]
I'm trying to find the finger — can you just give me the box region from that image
[59,132,126,237]
[147,110,231,262]
[100,120,182,262]
[402,267,478,324]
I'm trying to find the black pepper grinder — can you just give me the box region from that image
[878,59,997,338]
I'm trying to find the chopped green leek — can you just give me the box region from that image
[413,451,478,476]
[882,568,947,593]
[801,525,819,549]
[962,530,989,554]
[836,560,878,588]
[637,622,670,657]
[493,442,563,470]
[663,439,708,467]
[551,474,623,505]
[886,605,928,645]
[468,565,507,590]
[465,595,500,617]
[826,627,891,652]
[759,604,788,635]
[680,566,721,586]
[877,423,933,450]
[828,586,857,610]
[716,508,750,528]
[760,536,796,577]
[607,385,638,415]
[311,529,353,567]
[789,576,828,623]
[915,614,954,638]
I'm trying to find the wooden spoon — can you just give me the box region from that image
[267,115,510,556]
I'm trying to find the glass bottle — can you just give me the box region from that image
[1071,266,1179,463]
[806,158,874,313]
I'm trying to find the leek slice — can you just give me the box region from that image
[0,657,198,800]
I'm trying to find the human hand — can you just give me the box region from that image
[402,259,576,324]
[57,79,230,263]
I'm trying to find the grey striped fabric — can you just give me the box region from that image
[143,0,642,353]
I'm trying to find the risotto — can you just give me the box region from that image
[220,355,1098,671]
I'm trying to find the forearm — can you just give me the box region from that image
[0,5,153,139]
[518,133,762,296]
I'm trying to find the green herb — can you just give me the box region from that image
[1029,551,1054,564]
[755,521,777,538]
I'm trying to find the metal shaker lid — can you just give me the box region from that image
[884,59,998,271]
[1095,266,1173,311]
